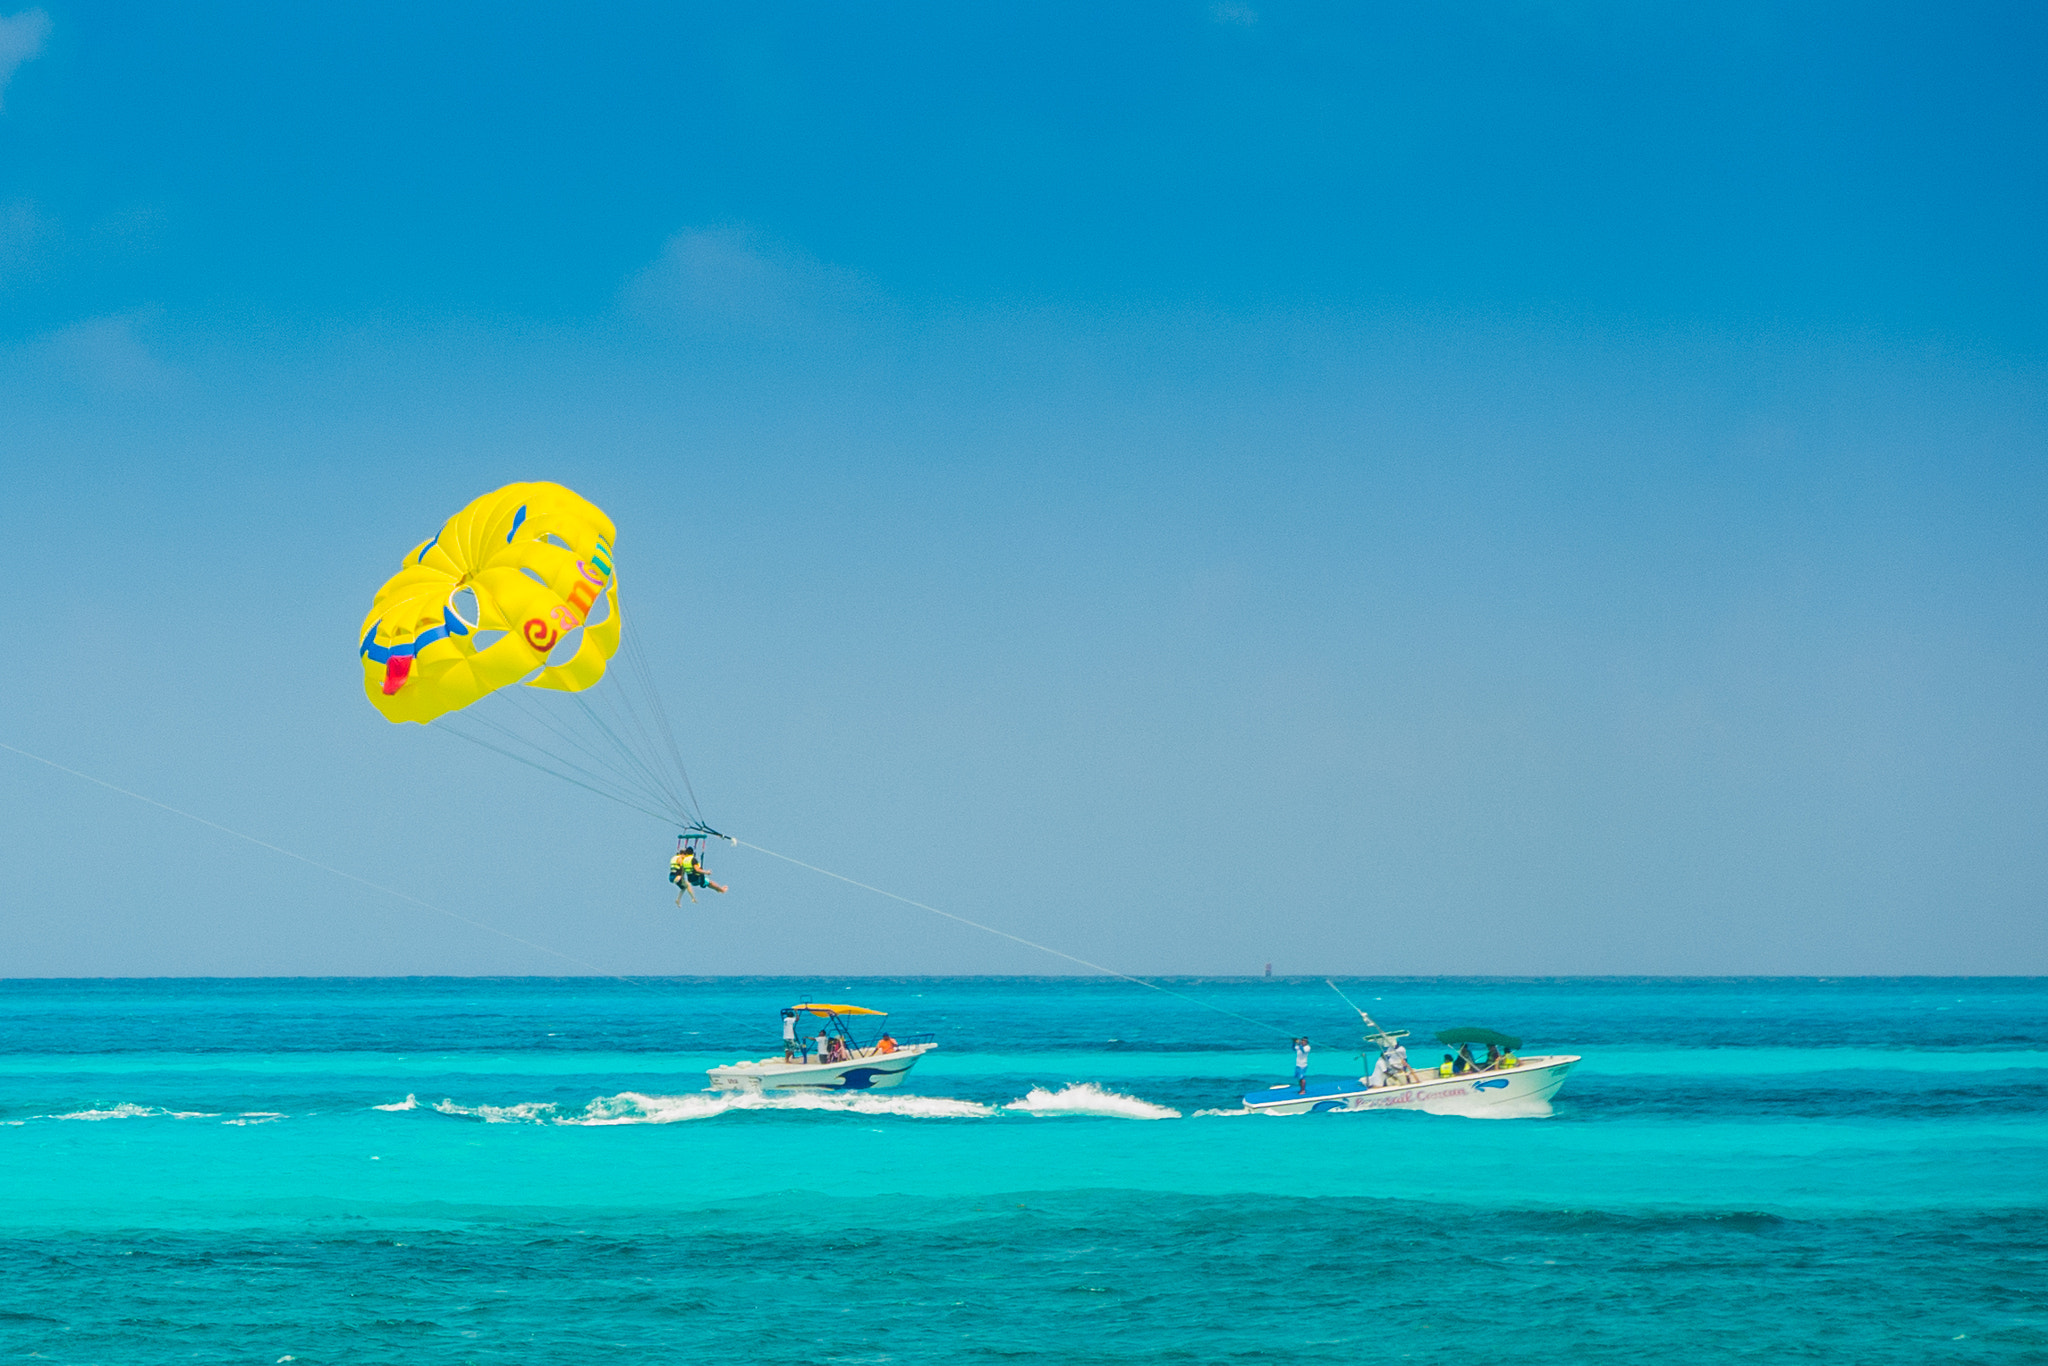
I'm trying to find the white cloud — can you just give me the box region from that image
[0,9,52,111]
[37,313,177,395]
[0,198,54,281]
[623,225,880,332]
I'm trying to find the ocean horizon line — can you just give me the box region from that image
[4,973,2043,985]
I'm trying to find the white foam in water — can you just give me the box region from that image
[372,1094,421,1111]
[221,1112,287,1126]
[1005,1083,1182,1120]
[43,1104,220,1122]
[420,1089,994,1125]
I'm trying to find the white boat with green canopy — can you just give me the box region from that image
[1243,994,1578,1116]
[707,1003,936,1092]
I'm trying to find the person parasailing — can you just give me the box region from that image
[669,837,728,904]
[356,482,731,908]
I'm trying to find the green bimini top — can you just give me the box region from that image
[1434,1027,1523,1050]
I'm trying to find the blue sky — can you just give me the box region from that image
[1,1,2043,976]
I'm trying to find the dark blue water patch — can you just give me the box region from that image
[0,1194,2040,1365]
[5,977,2045,1056]
[1559,1070,2048,1123]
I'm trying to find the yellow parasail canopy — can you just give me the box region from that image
[357,482,622,724]
[793,1003,887,1016]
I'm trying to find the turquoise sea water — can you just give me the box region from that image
[2,976,2043,1363]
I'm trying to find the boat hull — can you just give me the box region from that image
[1242,1055,1579,1116]
[707,1043,936,1092]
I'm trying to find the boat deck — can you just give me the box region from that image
[1243,1054,1580,1113]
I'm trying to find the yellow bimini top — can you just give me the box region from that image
[792,1003,887,1016]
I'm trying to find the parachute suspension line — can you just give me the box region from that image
[0,738,659,989]
[453,700,677,819]
[492,685,638,785]
[569,691,691,827]
[447,695,675,817]
[595,615,662,761]
[576,606,699,826]
[730,836,1300,1041]
[411,586,708,836]
[577,687,685,817]
[431,722,677,825]
[518,697,680,822]
[617,613,701,820]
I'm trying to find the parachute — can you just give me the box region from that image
[359,482,620,723]
[357,481,710,833]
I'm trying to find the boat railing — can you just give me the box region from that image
[869,1032,935,1052]
[792,1033,936,1061]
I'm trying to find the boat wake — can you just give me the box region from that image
[14,1105,285,1125]
[381,1084,1188,1124]
[399,1090,994,1124]
[1003,1083,1181,1120]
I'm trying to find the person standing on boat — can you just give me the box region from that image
[1293,1038,1311,1093]
[782,1008,800,1061]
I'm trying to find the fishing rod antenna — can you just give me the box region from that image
[1327,978,1405,1050]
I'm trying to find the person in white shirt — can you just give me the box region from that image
[1293,1038,1311,1093]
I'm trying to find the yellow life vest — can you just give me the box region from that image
[1500,1053,1518,1068]
[1438,1061,1453,1077]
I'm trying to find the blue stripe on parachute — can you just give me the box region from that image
[358,607,472,662]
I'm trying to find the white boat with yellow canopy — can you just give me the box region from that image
[706,1003,936,1092]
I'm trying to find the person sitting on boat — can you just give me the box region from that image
[1499,1047,1519,1069]
[1483,1043,1501,1070]
[1386,1039,1418,1084]
[876,1033,898,1054]
[1453,1044,1477,1075]
[1367,1048,1390,1089]
[824,1036,849,1063]
[1439,1053,1456,1078]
